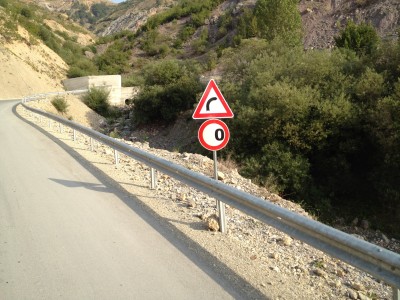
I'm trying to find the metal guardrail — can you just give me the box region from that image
[21,94,400,298]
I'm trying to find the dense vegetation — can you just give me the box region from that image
[218,33,400,235]
[133,59,202,123]
[128,1,400,235]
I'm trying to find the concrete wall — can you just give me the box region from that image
[121,87,139,104]
[63,77,90,91]
[63,75,132,106]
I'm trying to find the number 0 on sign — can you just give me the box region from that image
[198,119,230,151]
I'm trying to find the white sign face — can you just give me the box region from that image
[192,79,234,119]
[198,119,230,151]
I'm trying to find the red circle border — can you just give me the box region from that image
[198,119,230,151]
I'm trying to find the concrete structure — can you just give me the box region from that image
[63,75,138,106]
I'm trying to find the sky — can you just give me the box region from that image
[111,0,125,3]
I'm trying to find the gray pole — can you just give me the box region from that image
[213,151,226,233]
[393,287,400,300]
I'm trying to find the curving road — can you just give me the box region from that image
[0,101,242,299]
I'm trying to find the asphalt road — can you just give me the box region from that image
[0,100,240,299]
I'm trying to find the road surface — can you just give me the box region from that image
[0,100,242,299]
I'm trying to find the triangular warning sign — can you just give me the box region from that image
[192,79,234,119]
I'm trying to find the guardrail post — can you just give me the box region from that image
[90,137,94,151]
[73,129,76,141]
[59,123,62,133]
[48,119,51,129]
[393,287,400,300]
[150,168,156,190]
[114,150,119,166]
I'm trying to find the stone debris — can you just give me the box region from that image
[313,268,328,279]
[206,214,219,232]
[351,282,365,291]
[347,289,358,299]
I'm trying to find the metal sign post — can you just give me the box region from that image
[194,79,233,234]
[213,151,226,233]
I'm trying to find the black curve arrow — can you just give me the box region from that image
[206,97,217,111]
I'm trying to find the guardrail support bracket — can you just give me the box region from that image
[114,150,119,166]
[150,168,156,190]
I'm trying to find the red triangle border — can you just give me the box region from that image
[192,79,234,119]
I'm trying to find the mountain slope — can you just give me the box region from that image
[0,9,67,98]
[92,0,399,49]
[301,0,400,48]
[0,0,94,98]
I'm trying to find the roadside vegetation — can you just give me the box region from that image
[116,0,400,236]
[51,96,69,115]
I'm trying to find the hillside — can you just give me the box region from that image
[0,0,102,98]
[94,0,178,36]
[0,5,67,98]
[301,0,400,48]
[0,36,66,99]
[75,0,400,49]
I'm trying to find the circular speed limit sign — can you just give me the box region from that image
[198,119,230,151]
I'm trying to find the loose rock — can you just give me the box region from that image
[206,214,220,232]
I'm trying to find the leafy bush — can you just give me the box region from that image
[90,3,111,19]
[335,21,379,56]
[82,87,110,116]
[95,40,131,74]
[141,0,224,32]
[133,59,202,123]
[236,0,302,45]
[0,0,8,8]
[20,7,33,18]
[51,96,69,114]
[220,37,400,235]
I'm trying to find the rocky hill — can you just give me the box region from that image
[94,0,178,36]
[301,0,400,49]
[22,0,399,49]
[23,0,112,11]
[75,0,400,49]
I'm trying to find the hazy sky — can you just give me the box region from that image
[112,0,125,3]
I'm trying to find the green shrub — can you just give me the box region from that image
[133,59,202,124]
[335,21,379,56]
[67,58,98,78]
[0,0,8,8]
[82,87,110,116]
[20,7,33,18]
[51,96,69,114]
[95,40,131,74]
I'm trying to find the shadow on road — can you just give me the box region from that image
[49,178,113,193]
[14,103,270,300]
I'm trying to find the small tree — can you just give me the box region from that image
[335,21,380,56]
[253,0,302,45]
[82,87,110,116]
